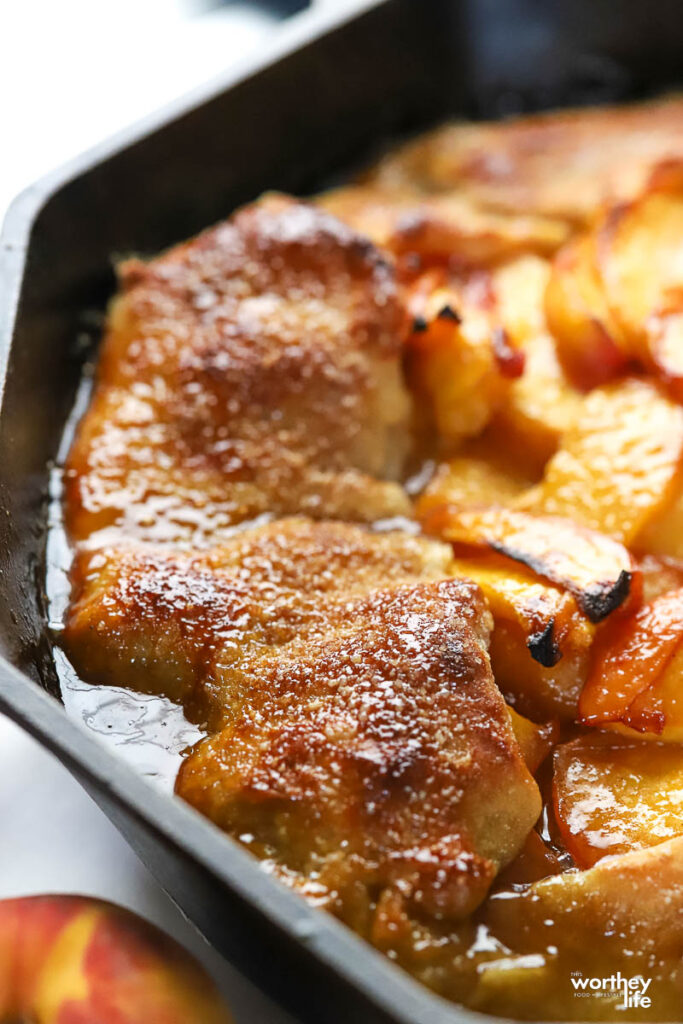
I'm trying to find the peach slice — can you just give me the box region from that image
[553,733,683,867]
[624,643,683,741]
[426,506,637,623]
[491,328,583,473]
[543,162,683,396]
[450,554,592,666]
[415,441,536,518]
[579,586,683,736]
[406,278,511,445]
[448,554,595,719]
[406,257,579,462]
[475,838,683,1020]
[489,255,583,471]
[519,378,683,548]
[545,233,630,389]
[597,162,683,358]
[491,622,592,721]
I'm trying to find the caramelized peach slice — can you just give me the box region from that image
[406,280,510,445]
[493,255,551,342]
[489,255,583,470]
[542,163,683,400]
[449,554,595,719]
[407,259,576,461]
[619,643,683,742]
[553,733,683,867]
[544,233,630,389]
[491,330,583,474]
[579,587,683,736]
[475,838,683,1021]
[520,378,683,547]
[450,554,592,666]
[491,623,591,721]
[427,507,637,623]
[543,163,683,397]
[416,442,536,518]
[597,163,683,355]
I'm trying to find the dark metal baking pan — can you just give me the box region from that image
[1,1,682,1021]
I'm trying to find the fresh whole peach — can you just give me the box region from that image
[0,895,233,1023]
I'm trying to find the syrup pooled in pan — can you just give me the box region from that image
[46,374,206,791]
[48,97,683,1020]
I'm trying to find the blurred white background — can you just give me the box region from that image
[0,1,278,216]
[0,1,353,1020]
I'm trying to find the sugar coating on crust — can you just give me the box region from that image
[176,573,540,926]
[65,195,412,546]
[63,519,455,724]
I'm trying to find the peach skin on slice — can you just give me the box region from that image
[553,732,683,867]
[424,506,637,623]
[579,586,683,737]
[625,643,683,741]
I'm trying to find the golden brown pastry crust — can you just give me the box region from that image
[366,95,683,226]
[319,185,570,265]
[65,195,412,547]
[176,574,540,927]
[63,518,453,724]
